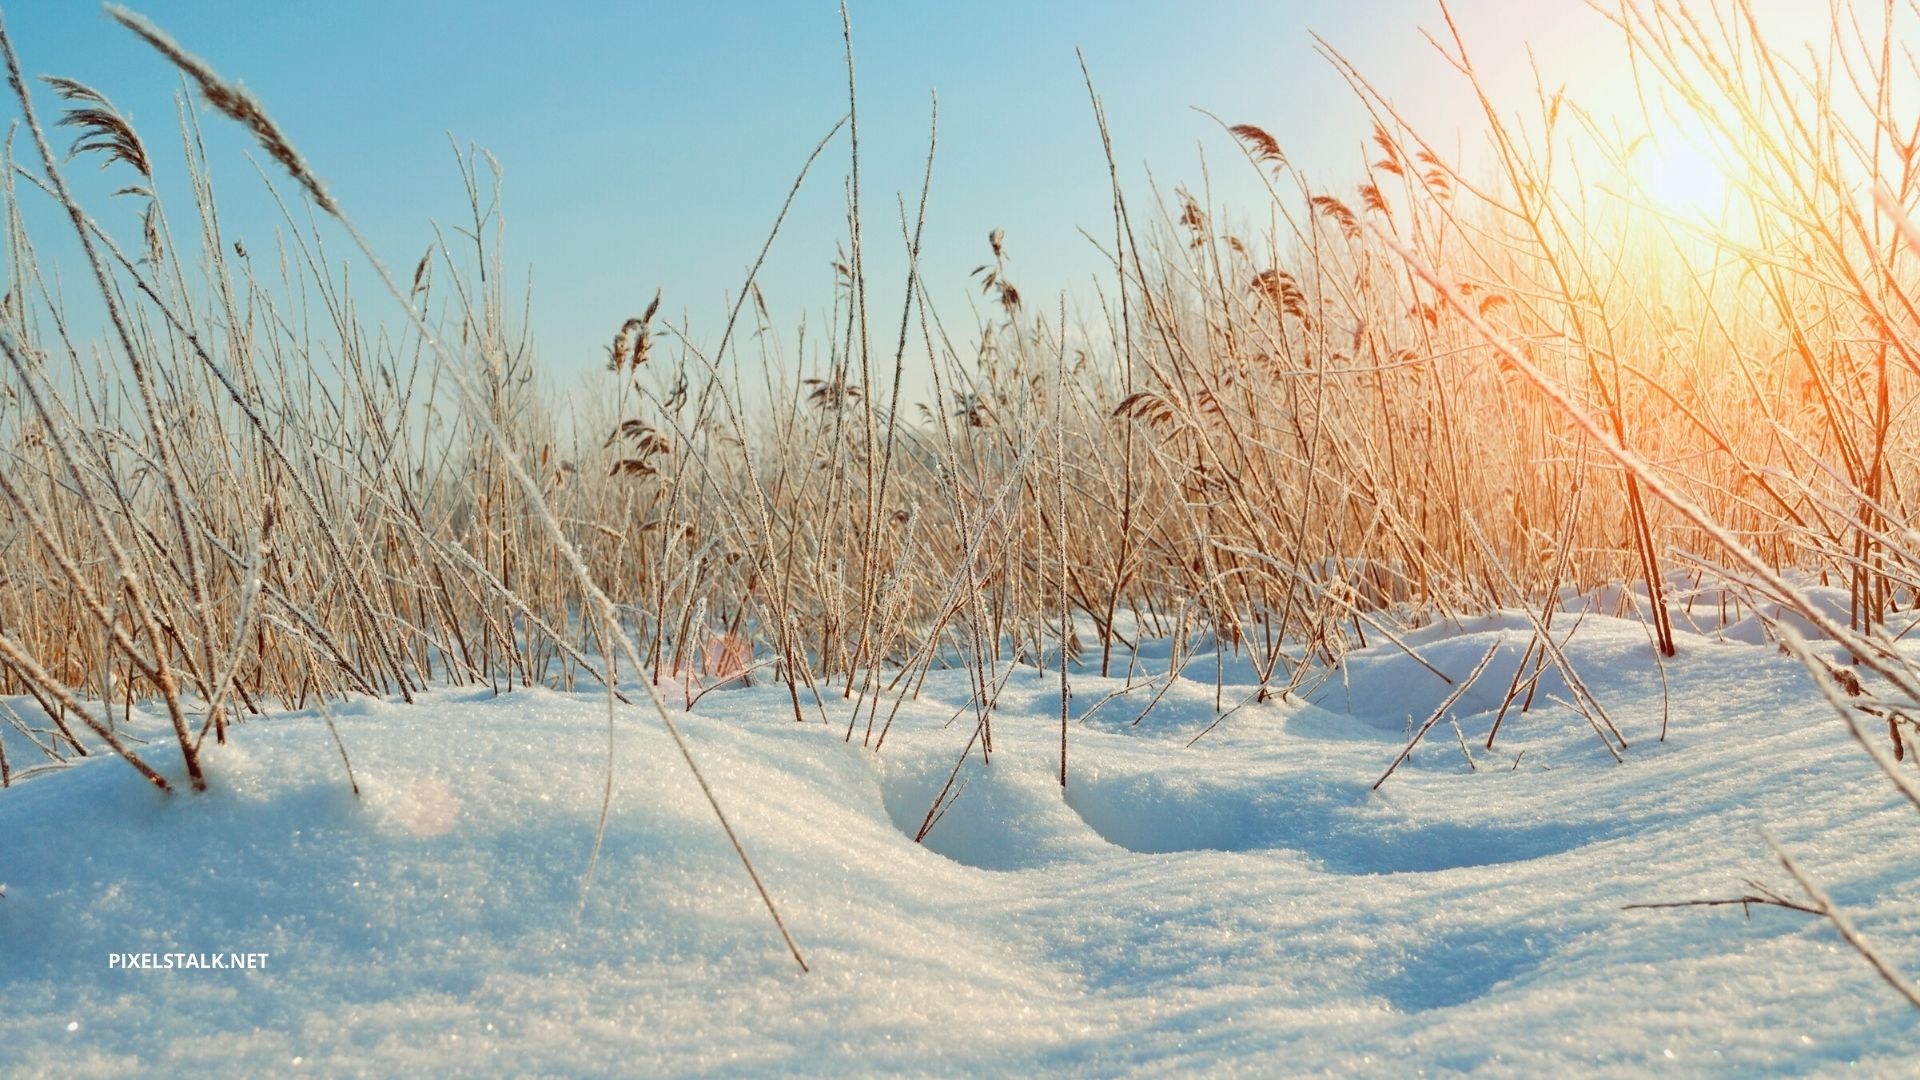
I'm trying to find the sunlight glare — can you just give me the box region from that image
[1635,120,1733,223]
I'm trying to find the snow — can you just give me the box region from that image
[3,612,1918,1076]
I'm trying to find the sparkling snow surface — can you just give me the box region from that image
[3,610,1918,1076]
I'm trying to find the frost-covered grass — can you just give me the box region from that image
[5,1,1920,1074]
[4,613,1918,1076]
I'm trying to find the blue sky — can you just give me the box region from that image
[5,1,1824,394]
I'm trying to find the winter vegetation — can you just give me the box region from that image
[3,1,1920,1074]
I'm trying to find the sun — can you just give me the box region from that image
[1632,118,1735,222]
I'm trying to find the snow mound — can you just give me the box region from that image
[3,613,1919,1075]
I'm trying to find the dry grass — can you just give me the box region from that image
[1,2,1918,747]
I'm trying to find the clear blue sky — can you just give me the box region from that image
[4,1,1824,393]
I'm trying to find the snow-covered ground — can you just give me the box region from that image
[3,609,1918,1076]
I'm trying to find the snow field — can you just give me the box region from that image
[2,611,1918,1076]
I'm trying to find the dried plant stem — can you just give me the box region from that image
[1764,830,1920,1010]
[1374,639,1500,789]
[0,631,169,790]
